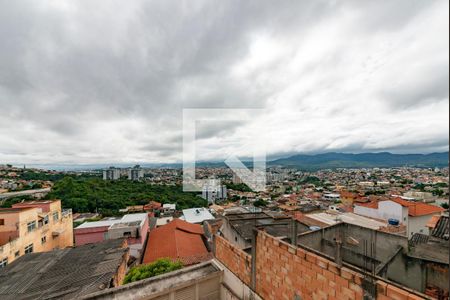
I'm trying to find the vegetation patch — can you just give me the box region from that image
[123,258,183,284]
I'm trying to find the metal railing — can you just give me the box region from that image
[62,209,72,218]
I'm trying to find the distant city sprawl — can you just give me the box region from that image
[0,163,448,299]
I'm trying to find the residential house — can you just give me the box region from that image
[0,239,129,299]
[354,198,444,237]
[143,201,162,217]
[0,200,73,267]
[161,203,176,216]
[74,213,149,258]
[220,212,307,249]
[181,207,215,224]
[142,219,212,266]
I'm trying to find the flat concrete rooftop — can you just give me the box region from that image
[81,261,222,300]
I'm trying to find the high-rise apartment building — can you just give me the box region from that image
[202,181,227,204]
[103,167,121,180]
[128,165,144,181]
[0,200,73,268]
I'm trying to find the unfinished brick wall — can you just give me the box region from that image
[215,231,430,300]
[376,281,426,300]
[255,230,365,300]
[215,235,251,285]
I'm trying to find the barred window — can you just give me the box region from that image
[25,244,33,254]
[0,258,7,268]
[27,221,37,232]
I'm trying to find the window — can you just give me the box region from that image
[43,215,49,225]
[41,236,47,244]
[0,258,7,268]
[24,244,33,254]
[53,212,59,222]
[123,232,132,237]
[27,221,37,232]
[14,251,20,258]
[0,219,4,226]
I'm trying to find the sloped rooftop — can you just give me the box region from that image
[142,219,210,266]
[0,239,128,300]
[432,215,449,240]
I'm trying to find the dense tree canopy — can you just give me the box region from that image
[253,199,268,207]
[19,171,67,181]
[46,177,207,215]
[227,183,253,192]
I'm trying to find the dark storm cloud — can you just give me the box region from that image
[0,0,448,164]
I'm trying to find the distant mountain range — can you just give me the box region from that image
[269,152,449,170]
[14,152,449,171]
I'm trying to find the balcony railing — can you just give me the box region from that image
[62,209,72,218]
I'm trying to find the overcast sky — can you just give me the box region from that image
[0,0,448,165]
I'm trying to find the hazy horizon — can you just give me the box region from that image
[3,150,448,172]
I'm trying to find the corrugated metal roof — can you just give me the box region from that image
[432,215,449,240]
[0,239,127,300]
[409,233,429,246]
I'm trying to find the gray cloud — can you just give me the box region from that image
[196,120,247,140]
[0,0,448,164]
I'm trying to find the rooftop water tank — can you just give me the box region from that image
[388,218,399,226]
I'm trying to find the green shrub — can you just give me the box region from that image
[123,258,183,284]
[253,199,268,207]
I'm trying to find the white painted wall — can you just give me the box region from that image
[354,201,409,224]
[355,200,440,239]
[408,214,436,238]
[354,206,379,219]
[378,201,406,222]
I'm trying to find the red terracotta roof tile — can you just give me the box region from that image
[426,215,441,229]
[142,219,209,266]
[391,198,444,217]
[356,198,444,217]
[355,201,379,209]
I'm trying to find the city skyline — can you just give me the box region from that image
[0,0,448,165]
